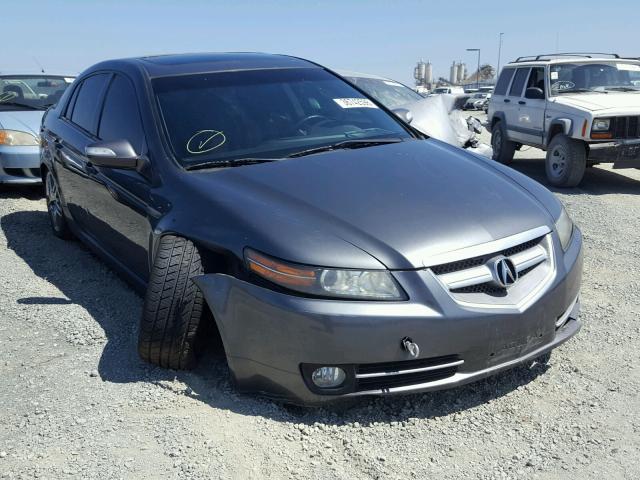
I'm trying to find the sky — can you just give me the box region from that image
[4,0,639,85]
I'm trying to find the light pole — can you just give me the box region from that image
[497,33,504,78]
[467,48,481,90]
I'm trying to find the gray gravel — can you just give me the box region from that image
[1,136,639,478]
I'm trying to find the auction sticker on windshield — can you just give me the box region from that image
[333,98,378,109]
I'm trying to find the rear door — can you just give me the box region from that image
[505,67,530,142]
[516,66,546,146]
[490,68,515,126]
[54,73,111,232]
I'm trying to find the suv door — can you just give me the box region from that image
[54,73,111,232]
[505,67,530,142]
[79,73,153,282]
[489,67,515,123]
[516,66,546,146]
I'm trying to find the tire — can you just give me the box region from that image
[138,235,205,370]
[545,135,587,187]
[44,169,72,239]
[491,121,516,165]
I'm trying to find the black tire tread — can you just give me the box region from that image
[545,135,587,188]
[138,235,205,369]
[492,121,517,165]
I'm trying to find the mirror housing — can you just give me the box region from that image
[525,87,545,100]
[392,108,413,124]
[85,139,140,169]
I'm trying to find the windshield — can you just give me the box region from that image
[153,68,412,166]
[0,75,73,110]
[345,76,424,109]
[433,88,449,94]
[550,62,640,95]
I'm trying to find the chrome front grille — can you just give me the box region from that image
[429,227,556,309]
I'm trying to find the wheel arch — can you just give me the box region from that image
[490,111,506,131]
[545,118,573,147]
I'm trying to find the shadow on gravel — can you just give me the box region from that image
[510,157,640,195]
[2,206,551,427]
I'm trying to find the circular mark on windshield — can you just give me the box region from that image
[551,80,576,91]
[186,130,226,155]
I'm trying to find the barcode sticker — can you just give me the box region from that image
[333,98,378,109]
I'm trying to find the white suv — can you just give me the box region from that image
[488,53,640,187]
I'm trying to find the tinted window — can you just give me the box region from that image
[509,68,530,97]
[64,84,80,118]
[98,75,144,152]
[153,68,411,166]
[494,68,515,95]
[526,67,546,94]
[71,74,109,134]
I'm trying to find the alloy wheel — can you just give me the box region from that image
[46,171,64,229]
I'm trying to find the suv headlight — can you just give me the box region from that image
[245,249,406,300]
[592,118,611,131]
[555,207,574,251]
[0,129,39,146]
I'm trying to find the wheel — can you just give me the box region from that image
[138,235,205,369]
[545,135,587,187]
[44,169,72,239]
[491,121,516,164]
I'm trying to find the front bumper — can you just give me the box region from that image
[194,229,583,405]
[588,138,640,167]
[0,145,42,184]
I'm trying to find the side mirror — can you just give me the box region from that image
[525,87,545,100]
[85,139,140,169]
[392,108,413,124]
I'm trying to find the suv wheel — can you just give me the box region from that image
[138,235,205,370]
[45,170,72,239]
[491,121,516,164]
[545,135,587,187]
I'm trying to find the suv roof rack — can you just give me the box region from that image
[513,53,620,63]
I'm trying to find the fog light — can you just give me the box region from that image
[311,366,346,388]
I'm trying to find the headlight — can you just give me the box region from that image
[0,129,39,146]
[555,206,574,251]
[591,118,611,131]
[244,249,406,300]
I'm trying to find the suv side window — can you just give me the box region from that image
[70,73,110,135]
[494,68,515,96]
[509,68,530,97]
[526,67,546,95]
[98,74,144,152]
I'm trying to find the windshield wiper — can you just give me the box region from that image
[185,157,278,171]
[604,86,640,92]
[287,138,403,158]
[557,88,607,94]
[0,101,45,110]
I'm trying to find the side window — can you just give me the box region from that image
[70,73,110,134]
[64,83,80,119]
[494,68,515,96]
[509,68,530,97]
[526,67,546,95]
[98,75,144,152]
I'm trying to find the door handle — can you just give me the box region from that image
[519,101,526,105]
[504,99,511,103]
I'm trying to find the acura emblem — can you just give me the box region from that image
[493,257,518,288]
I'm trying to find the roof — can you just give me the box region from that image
[336,69,391,81]
[123,52,320,78]
[506,53,640,67]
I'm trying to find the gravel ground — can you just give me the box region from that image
[1,129,639,479]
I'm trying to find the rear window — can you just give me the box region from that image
[509,68,530,97]
[70,74,110,134]
[494,69,515,95]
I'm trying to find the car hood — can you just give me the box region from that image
[192,140,553,270]
[0,110,44,136]
[552,92,640,112]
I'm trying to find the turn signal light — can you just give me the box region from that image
[245,250,316,287]
[591,132,613,139]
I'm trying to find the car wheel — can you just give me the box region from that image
[545,135,586,187]
[491,121,516,164]
[138,235,205,370]
[45,170,72,239]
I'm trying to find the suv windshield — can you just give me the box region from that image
[550,62,640,95]
[0,75,73,110]
[153,68,412,166]
[345,76,424,109]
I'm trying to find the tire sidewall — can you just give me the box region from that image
[545,135,587,187]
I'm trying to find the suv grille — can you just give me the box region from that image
[612,116,640,139]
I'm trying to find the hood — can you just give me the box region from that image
[553,92,640,113]
[0,110,44,137]
[191,140,553,270]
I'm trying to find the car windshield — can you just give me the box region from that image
[345,76,424,109]
[550,62,640,95]
[153,68,412,166]
[0,75,73,110]
[433,88,448,94]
